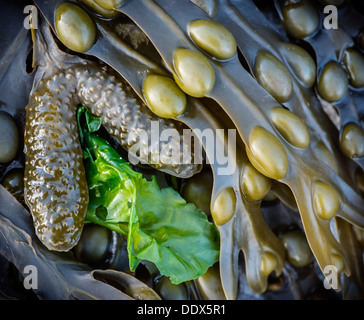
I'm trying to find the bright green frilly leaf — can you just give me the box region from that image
[77,106,220,284]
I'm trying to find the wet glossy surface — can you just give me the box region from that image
[280,229,314,268]
[154,276,188,300]
[55,2,96,53]
[24,20,202,252]
[317,61,348,102]
[312,180,340,220]
[270,107,310,149]
[260,252,278,277]
[195,264,226,300]
[74,224,113,266]
[188,19,237,60]
[343,48,364,88]
[240,162,271,202]
[173,48,215,97]
[254,50,293,103]
[24,67,89,251]
[340,122,364,159]
[246,126,289,180]
[211,187,236,225]
[143,74,186,118]
[281,43,316,87]
[2,0,364,301]
[281,1,319,39]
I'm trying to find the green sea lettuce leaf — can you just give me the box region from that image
[77,106,220,284]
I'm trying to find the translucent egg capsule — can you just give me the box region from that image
[317,61,348,102]
[340,122,364,159]
[55,2,96,53]
[143,75,186,118]
[270,107,310,149]
[188,19,237,60]
[246,126,289,180]
[312,181,340,220]
[240,162,272,202]
[173,48,215,97]
[211,188,236,225]
[282,1,320,39]
[254,50,293,103]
